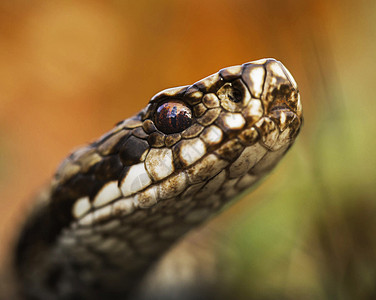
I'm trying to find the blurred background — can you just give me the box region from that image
[0,0,375,299]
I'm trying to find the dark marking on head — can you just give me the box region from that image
[119,136,149,166]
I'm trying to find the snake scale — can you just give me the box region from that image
[12,58,302,299]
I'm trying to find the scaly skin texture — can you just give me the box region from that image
[14,58,302,299]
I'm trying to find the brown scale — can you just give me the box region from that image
[196,107,221,126]
[193,103,207,117]
[132,127,149,139]
[97,130,130,156]
[214,139,245,162]
[142,119,157,134]
[202,93,220,108]
[165,133,181,147]
[147,131,165,147]
[183,86,203,105]
[181,123,204,139]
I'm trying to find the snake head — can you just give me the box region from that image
[50,58,303,233]
[16,59,303,299]
[57,58,303,221]
[48,58,303,229]
[138,58,302,177]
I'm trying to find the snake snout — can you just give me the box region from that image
[261,59,302,119]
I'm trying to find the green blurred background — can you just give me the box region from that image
[0,0,375,299]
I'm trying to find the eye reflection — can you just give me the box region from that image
[155,100,192,134]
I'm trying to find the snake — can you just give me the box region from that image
[12,58,302,299]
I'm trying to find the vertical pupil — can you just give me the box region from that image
[155,100,192,134]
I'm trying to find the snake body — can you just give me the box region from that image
[14,58,302,299]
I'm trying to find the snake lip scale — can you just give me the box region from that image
[13,58,302,299]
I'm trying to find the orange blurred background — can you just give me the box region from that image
[1,0,375,298]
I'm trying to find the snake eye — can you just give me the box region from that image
[155,100,192,134]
